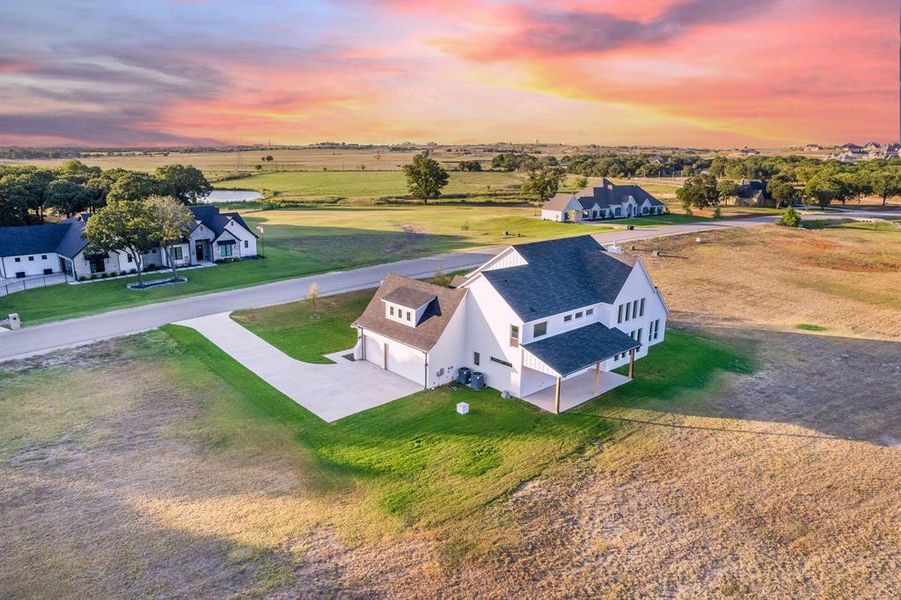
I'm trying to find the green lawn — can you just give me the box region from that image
[231,289,371,364]
[161,317,752,541]
[217,170,531,203]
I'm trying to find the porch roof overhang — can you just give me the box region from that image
[522,322,640,378]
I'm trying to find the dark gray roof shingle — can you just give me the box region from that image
[481,236,635,320]
[575,178,665,210]
[190,206,256,238]
[523,322,640,376]
[353,274,467,352]
[0,215,90,258]
[541,179,664,212]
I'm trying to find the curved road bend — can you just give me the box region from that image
[0,211,893,361]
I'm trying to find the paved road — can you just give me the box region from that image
[1,210,894,362]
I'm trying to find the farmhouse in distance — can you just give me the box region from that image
[0,205,257,282]
[541,178,667,222]
[353,235,667,413]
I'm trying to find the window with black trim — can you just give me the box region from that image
[473,352,480,365]
[490,356,512,368]
[586,308,594,316]
[564,314,572,322]
[575,311,583,319]
[533,321,547,337]
[617,304,623,323]
[639,298,645,317]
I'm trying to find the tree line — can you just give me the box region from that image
[0,160,212,226]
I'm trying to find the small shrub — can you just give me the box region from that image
[777,206,801,227]
[712,206,723,218]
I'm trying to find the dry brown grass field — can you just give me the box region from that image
[1,221,898,598]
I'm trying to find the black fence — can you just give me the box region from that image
[0,273,68,297]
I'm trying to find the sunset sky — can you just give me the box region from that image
[0,0,897,148]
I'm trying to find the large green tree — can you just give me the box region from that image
[154,164,212,204]
[804,173,841,208]
[676,174,720,211]
[147,195,196,278]
[84,199,161,287]
[715,179,739,205]
[106,171,158,203]
[46,179,90,217]
[869,170,901,207]
[521,166,564,202]
[403,154,449,203]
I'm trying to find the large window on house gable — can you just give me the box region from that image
[618,304,624,323]
[639,298,645,317]
[625,302,632,321]
[533,321,547,337]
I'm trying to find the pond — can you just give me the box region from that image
[203,189,264,203]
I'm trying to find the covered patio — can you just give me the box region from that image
[520,322,641,414]
[521,368,631,414]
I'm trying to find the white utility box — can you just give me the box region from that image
[456,402,469,415]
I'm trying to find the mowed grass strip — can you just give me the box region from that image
[161,302,751,538]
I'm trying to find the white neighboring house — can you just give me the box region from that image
[352,235,668,413]
[541,178,667,222]
[0,205,257,282]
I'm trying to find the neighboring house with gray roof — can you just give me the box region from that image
[541,178,666,222]
[352,235,668,413]
[0,205,257,283]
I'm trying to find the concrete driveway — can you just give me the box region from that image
[174,312,421,422]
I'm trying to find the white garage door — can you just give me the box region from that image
[363,335,424,386]
[386,342,424,386]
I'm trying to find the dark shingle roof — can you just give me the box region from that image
[480,236,635,320]
[353,274,467,352]
[190,206,256,238]
[541,179,664,212]
[575,178,665,210]
[0,223,69,257]
[0,215,89,258]
[523,322,640,376]
[382,285,437,309]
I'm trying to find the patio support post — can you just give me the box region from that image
[594,362,601,394]
[361,332,366,360]
[554,376,561,414]
[628,348,635,378]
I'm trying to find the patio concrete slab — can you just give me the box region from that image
[522,369,631,414]
[174,312,421,422]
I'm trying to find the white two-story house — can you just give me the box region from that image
[352,235,668,413]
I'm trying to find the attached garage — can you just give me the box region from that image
[353,274,468,391]
[361,331,425,386]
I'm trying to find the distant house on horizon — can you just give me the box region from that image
[540,178,666,223]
